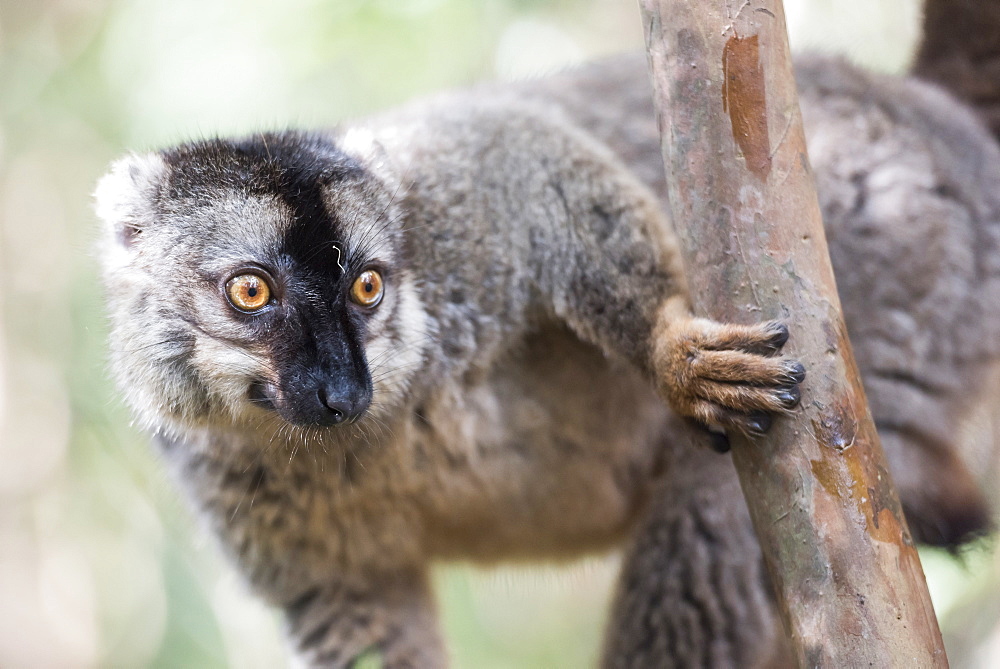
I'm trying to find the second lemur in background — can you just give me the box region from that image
[95,0,1000,667]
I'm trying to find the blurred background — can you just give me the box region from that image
[1,0,997,666]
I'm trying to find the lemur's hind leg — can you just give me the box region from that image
[602,442,791,669]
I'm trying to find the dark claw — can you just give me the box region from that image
[783,361,806,385]
[746,412,772,436]
[765,322,790,352]
[777,385,801,409]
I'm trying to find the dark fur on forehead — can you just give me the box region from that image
[160,131,365,199]
[162,131,377,277]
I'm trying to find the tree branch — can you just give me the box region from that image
[639,0,948,664]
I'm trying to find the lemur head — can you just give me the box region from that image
[95,131,427,437]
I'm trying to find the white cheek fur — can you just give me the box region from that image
[364,277,432,416]
[191,337,268,417]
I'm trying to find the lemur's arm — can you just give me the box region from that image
[154,432,446,669]
[283,571,444,669]
[385,101,803,436]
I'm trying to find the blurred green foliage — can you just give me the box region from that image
[2,0,994,667]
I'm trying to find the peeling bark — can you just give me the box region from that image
[639,1,948,665]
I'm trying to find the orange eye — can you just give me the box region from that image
[226,274,271,312]
[350,270,384,307]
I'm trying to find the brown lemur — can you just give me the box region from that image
[95,91,805,668]
[96,10,1000,669]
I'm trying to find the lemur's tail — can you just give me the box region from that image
[913,0,1000,140]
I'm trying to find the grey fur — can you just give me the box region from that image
[96,53,1000,668]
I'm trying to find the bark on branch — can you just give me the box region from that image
[639,1,948,665]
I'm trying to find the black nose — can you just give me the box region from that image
[316,385,369,425]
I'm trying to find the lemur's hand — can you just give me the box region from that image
[654,315,804,446]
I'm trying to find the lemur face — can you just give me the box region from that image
[96,132,427,434]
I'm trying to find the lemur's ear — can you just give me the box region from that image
[94,152,168,251]
[339,126,397,187]
[339,126,387,164]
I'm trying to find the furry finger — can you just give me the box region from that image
[694,320,791,357]
[690,377,802,414]
[694,349,805,388]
